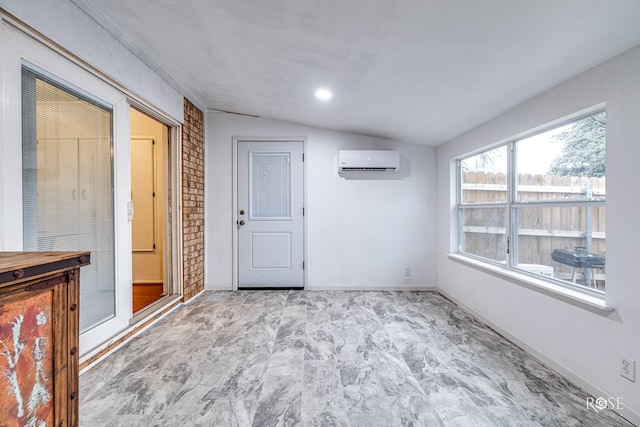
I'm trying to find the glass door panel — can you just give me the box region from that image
[21,67,116,332]
[249,152,292,219]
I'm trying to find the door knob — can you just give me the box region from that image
[237,220,245,226]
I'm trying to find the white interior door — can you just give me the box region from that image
[130,137,156,252]
[237,141,304,288]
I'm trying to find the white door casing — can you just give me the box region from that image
[237,141,304,288]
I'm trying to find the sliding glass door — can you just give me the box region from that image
[6,20,135,354]
[4,21,180,357]
[22,67,116,333]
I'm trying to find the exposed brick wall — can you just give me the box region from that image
[182,98,205,302]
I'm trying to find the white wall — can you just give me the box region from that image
[205,114,437,290]
[0,0,184,121]
[436,46,640,424]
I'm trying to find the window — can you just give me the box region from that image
[457,111,606,295]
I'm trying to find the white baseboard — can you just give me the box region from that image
[306,284,437,292]
[205,283,438,292]
[438,289,640,426]
[185,288,206,303]
[205,283,233,291]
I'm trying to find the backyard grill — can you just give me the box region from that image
[551,247,605,287]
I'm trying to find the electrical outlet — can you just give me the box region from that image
[620,355,636,382]
[404,267,412,277]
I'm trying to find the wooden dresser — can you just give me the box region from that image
[0,252,90,427]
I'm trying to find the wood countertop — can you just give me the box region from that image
[0,251,90,286]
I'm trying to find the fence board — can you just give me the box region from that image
[461,172,606,286]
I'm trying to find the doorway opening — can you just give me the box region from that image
[130,107,173,312]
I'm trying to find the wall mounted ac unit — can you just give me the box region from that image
[338,150,399,173]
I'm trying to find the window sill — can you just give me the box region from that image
[447,253,614,315]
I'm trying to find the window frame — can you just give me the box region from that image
[455,109,607,298]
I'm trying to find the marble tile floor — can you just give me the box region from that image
[80,291,634,426]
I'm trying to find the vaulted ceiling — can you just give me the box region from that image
[72,0,640,146]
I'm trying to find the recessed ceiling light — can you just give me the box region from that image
[315,88,332,100]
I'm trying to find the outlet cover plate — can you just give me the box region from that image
[620,356,636,382]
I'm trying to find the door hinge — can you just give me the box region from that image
[506,236,510,254]
[153,244,156,250]
[302,153,305,161]
[302,207,305,216]
[303,261,305,270]
[152,138,156,145]
[153,192,156,197]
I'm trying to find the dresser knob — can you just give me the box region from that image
[70,347,77,356]
[70,304,78,312]
[13,269,24,279]
[70,391,77,400]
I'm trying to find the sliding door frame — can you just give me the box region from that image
[129,102,183,321]
[0,17,183,355]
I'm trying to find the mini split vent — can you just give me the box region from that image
[338,150,400,174]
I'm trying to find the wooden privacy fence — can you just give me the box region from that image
[462,171,606,284]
